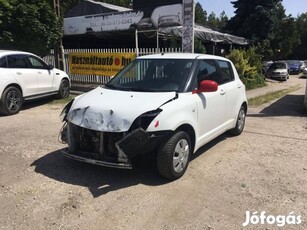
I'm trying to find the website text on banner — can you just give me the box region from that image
[69,53,136,76]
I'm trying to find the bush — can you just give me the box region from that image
[226,48,266,90]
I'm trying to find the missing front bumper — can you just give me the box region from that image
[61,122,171,168]
[62,148,132,169]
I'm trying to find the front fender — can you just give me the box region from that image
[146,93,198,133]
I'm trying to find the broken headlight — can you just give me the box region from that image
[60,99,74,121]
[129,108,162,131]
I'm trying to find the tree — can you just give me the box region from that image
[228,0,301,59]
[195,2,207,25]
[206,11,228,30]
[0,0,13,45]
[228,0,283,41]
[291,13,307,59]
[0,0,62,56]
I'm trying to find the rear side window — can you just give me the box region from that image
[216,60,234,85]
[0,57,7,68]
[7,55,30,68]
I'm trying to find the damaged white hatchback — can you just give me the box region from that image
[60,53,247,180]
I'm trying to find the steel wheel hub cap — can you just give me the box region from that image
[238,109,245,130]
[173,139,189,173]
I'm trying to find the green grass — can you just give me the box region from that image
[47,95,75,105]
[248,85,301,107]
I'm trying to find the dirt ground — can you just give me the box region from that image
[0,76,306,230]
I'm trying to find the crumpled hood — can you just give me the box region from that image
[66,87,176,132]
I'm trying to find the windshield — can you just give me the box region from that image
[106,59,194,92]
[286,60,299,66]
[269,62,286,69]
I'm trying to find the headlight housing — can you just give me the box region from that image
[129,109,162,131]
[60,99,74,121]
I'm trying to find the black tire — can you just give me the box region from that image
[229,105,246,136]
[0,86,23,115]
[57,79,70,99]
[157,131,191,180]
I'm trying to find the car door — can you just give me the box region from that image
[194,59,227,144]
[216,60,242,124]
[27,55,54,94]
[6,55,38,97]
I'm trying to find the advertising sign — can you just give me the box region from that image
[64,11,144,35]
[69,52,136,76]
[64,4,183,35]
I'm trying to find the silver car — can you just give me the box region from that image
[266,62,289,81]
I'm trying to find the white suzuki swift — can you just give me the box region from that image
[60,53,247,180]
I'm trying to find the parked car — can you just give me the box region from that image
[0,50,70,115]
[299,60,306,72]
[287,60,300,75]
[303,67,307,78]
[262,60,273,74]
[266,61,289,81]
[60,53,247,180]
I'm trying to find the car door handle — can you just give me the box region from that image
[237,84,242,88]
[38,71,42,74]
[16,72,22,75]
[220,89,226,95]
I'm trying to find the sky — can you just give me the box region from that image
[197,0,306,18]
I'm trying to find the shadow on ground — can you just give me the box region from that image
[22,97,58,110]
[248,94,306,117]
[31,150,166,197]
[31,134,228,198]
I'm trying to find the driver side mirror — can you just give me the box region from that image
[192,80,218,94]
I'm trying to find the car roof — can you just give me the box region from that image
[136,53,230,61]
[0,50,35,57]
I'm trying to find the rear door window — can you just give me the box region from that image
[7,55,30,68]
[216,60,234,85]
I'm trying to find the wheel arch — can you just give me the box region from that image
[242,101,248,114]
[175,124,196,153]
[59,77,71,89]
[3,84,23,97]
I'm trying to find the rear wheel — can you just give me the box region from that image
[157,131,191,180]
[229,105,246,136]
[0,86,23,115]
[57,79,70,99]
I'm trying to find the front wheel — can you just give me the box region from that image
[57,79,70,99]
[157,131,191,180]
[0,86,23,115]
[229,105,246,136]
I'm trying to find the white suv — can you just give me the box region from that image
[60,53,247,180]
[0,50,70,115]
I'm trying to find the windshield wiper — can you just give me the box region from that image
[104,84,119,90]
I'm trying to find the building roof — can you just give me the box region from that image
[64,0,131,18]
[160,24,249,46]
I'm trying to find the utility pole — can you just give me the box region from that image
[54,0,64,70]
